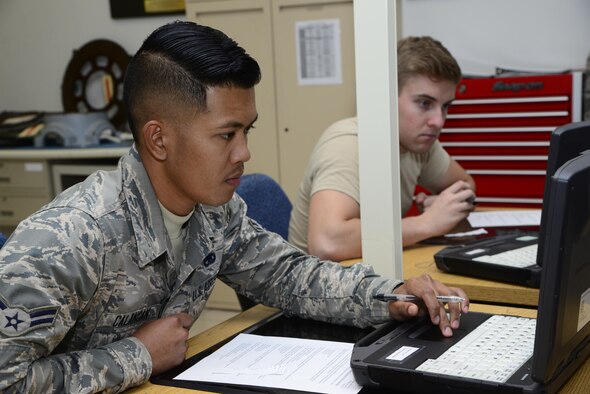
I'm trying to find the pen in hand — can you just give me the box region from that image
[374,293,465,303]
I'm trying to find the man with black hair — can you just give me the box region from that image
[0,21,468,393]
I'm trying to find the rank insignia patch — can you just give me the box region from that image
[0,295,59,336]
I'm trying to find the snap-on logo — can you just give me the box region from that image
[492,81,544,92]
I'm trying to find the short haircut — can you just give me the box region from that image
[397,36,461,91]
[123,21,261,142]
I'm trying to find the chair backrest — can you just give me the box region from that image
[0,232,6,249]
[236,173,292,240]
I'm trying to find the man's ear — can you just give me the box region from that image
[142,121,167,161]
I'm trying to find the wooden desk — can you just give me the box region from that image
[404,243,540,307]
[342,243,540,307]
[127,304,589,393]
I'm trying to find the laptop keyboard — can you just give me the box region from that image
[416,315,536,383]
[472,244,538,268]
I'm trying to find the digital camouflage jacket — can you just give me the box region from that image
[0,146,398,393]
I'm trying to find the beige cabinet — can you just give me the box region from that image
[0,159,53,233]
[271,0,356,199]
[185,0,356,200]
[0,147,126,235]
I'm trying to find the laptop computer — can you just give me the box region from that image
[434,120,590,287]
[351,149,590,393]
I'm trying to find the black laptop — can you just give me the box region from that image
[434,120,590,288]
[351,150,590,393]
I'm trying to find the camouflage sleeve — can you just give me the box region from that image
[1,337,151,393]
[219,196,401,328]
[0,208,151,393]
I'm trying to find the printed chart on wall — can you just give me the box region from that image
[295,19,342,86]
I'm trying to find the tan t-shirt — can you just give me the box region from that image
[288,117,451,252]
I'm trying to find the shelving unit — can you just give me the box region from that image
[0,146,126,234]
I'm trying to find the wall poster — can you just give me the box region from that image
[295,19,343,86]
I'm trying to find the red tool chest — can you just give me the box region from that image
[440,72,584,207]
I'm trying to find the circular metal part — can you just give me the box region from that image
[62,39,130,129]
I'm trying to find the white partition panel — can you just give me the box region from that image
[353,1,402,279]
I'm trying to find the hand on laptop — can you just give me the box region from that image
[386,274,469,337]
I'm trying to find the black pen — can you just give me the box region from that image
[374,293,465,303]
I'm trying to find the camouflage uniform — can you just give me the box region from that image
[0,146,399,393]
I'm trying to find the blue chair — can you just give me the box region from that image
[0,232,6,248]
[235,173,293,310]
[236,173,292,239]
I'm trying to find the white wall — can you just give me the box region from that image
[0,0,185,112]
[401,0,590,76]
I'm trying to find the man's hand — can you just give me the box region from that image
[387,274,469,337]
[133,313,193,375]
[413,192,436,213]
[419,180,476,235]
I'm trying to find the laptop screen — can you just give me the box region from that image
[533,150,590,385]
[536,120,590,266]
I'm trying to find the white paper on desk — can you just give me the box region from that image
[445,228,488,238]
[467,210,542,228]
[174,333,362,394]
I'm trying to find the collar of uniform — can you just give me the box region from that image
[121,146,168,268]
